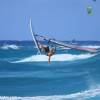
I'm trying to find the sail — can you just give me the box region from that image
[36,34,97,53]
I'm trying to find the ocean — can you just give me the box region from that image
[0,41,100,100]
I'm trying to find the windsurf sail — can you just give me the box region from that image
[30,19,41,54]
[35,34,98,53]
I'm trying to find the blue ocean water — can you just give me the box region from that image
[0,41,100,100]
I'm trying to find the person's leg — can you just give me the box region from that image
[48,56,51,63]
[47,51,54,63]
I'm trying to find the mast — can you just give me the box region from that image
[30,19,41,55]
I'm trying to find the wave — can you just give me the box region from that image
[1,44,20,50]
[56,45,100,50]
[0,87,100,100]
[12,53,95,63]
[82,45,100,49]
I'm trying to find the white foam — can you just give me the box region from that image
[1,44,19,50]
[13,53,95,63]
[0,87,100,100]
[82,45,100,49]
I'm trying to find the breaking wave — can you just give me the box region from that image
[0,87,100,100]
[12,53,95,63]
[1,44,19,50]
[82,45,100,49]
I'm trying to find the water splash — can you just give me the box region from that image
[12,53,96,63]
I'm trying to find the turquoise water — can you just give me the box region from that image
[0,41,100,100]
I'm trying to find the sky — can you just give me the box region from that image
[0,0,100,41]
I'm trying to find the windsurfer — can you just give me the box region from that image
[38,43,55,63]
[47,48,55,63]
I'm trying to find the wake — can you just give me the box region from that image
[12,53,96,63]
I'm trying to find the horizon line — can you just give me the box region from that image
[0,40,100,42]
